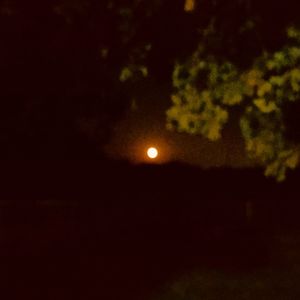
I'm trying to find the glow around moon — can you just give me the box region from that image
[147,147,158,159]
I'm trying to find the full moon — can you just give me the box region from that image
[147,147,158,159]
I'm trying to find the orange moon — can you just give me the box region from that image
[147,147,158,159]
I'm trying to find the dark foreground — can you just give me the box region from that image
[1,161,300,299]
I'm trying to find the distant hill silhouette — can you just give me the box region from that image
[0,159,299,229]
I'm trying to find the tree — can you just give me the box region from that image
[166,3,300,181]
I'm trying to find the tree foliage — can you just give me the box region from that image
[167,26,300,181]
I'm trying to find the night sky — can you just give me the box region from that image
[1,1,300,300]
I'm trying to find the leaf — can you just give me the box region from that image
[287,27,300,41]
[244,69,263,87]
[139,66,148,77]
[119,67,133,82]
[220,82,244,106]
[270,76,285,87]
[266,60,276,71]
[285,150,299,169]
[171,94,182,106]
[254,98,277,113]
[273,52,286,65]
[265,160,281,178]
[206,119,222,140]
[290,68,300,81]
[257,82,272,97]
[290,68,300,91]
[289,47,300,60]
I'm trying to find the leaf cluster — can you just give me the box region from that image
[167,27,300,180]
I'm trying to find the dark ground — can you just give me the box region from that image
[0,161,300,299]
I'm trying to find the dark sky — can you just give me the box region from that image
[105,80,253,168]
[2,0,298,163]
